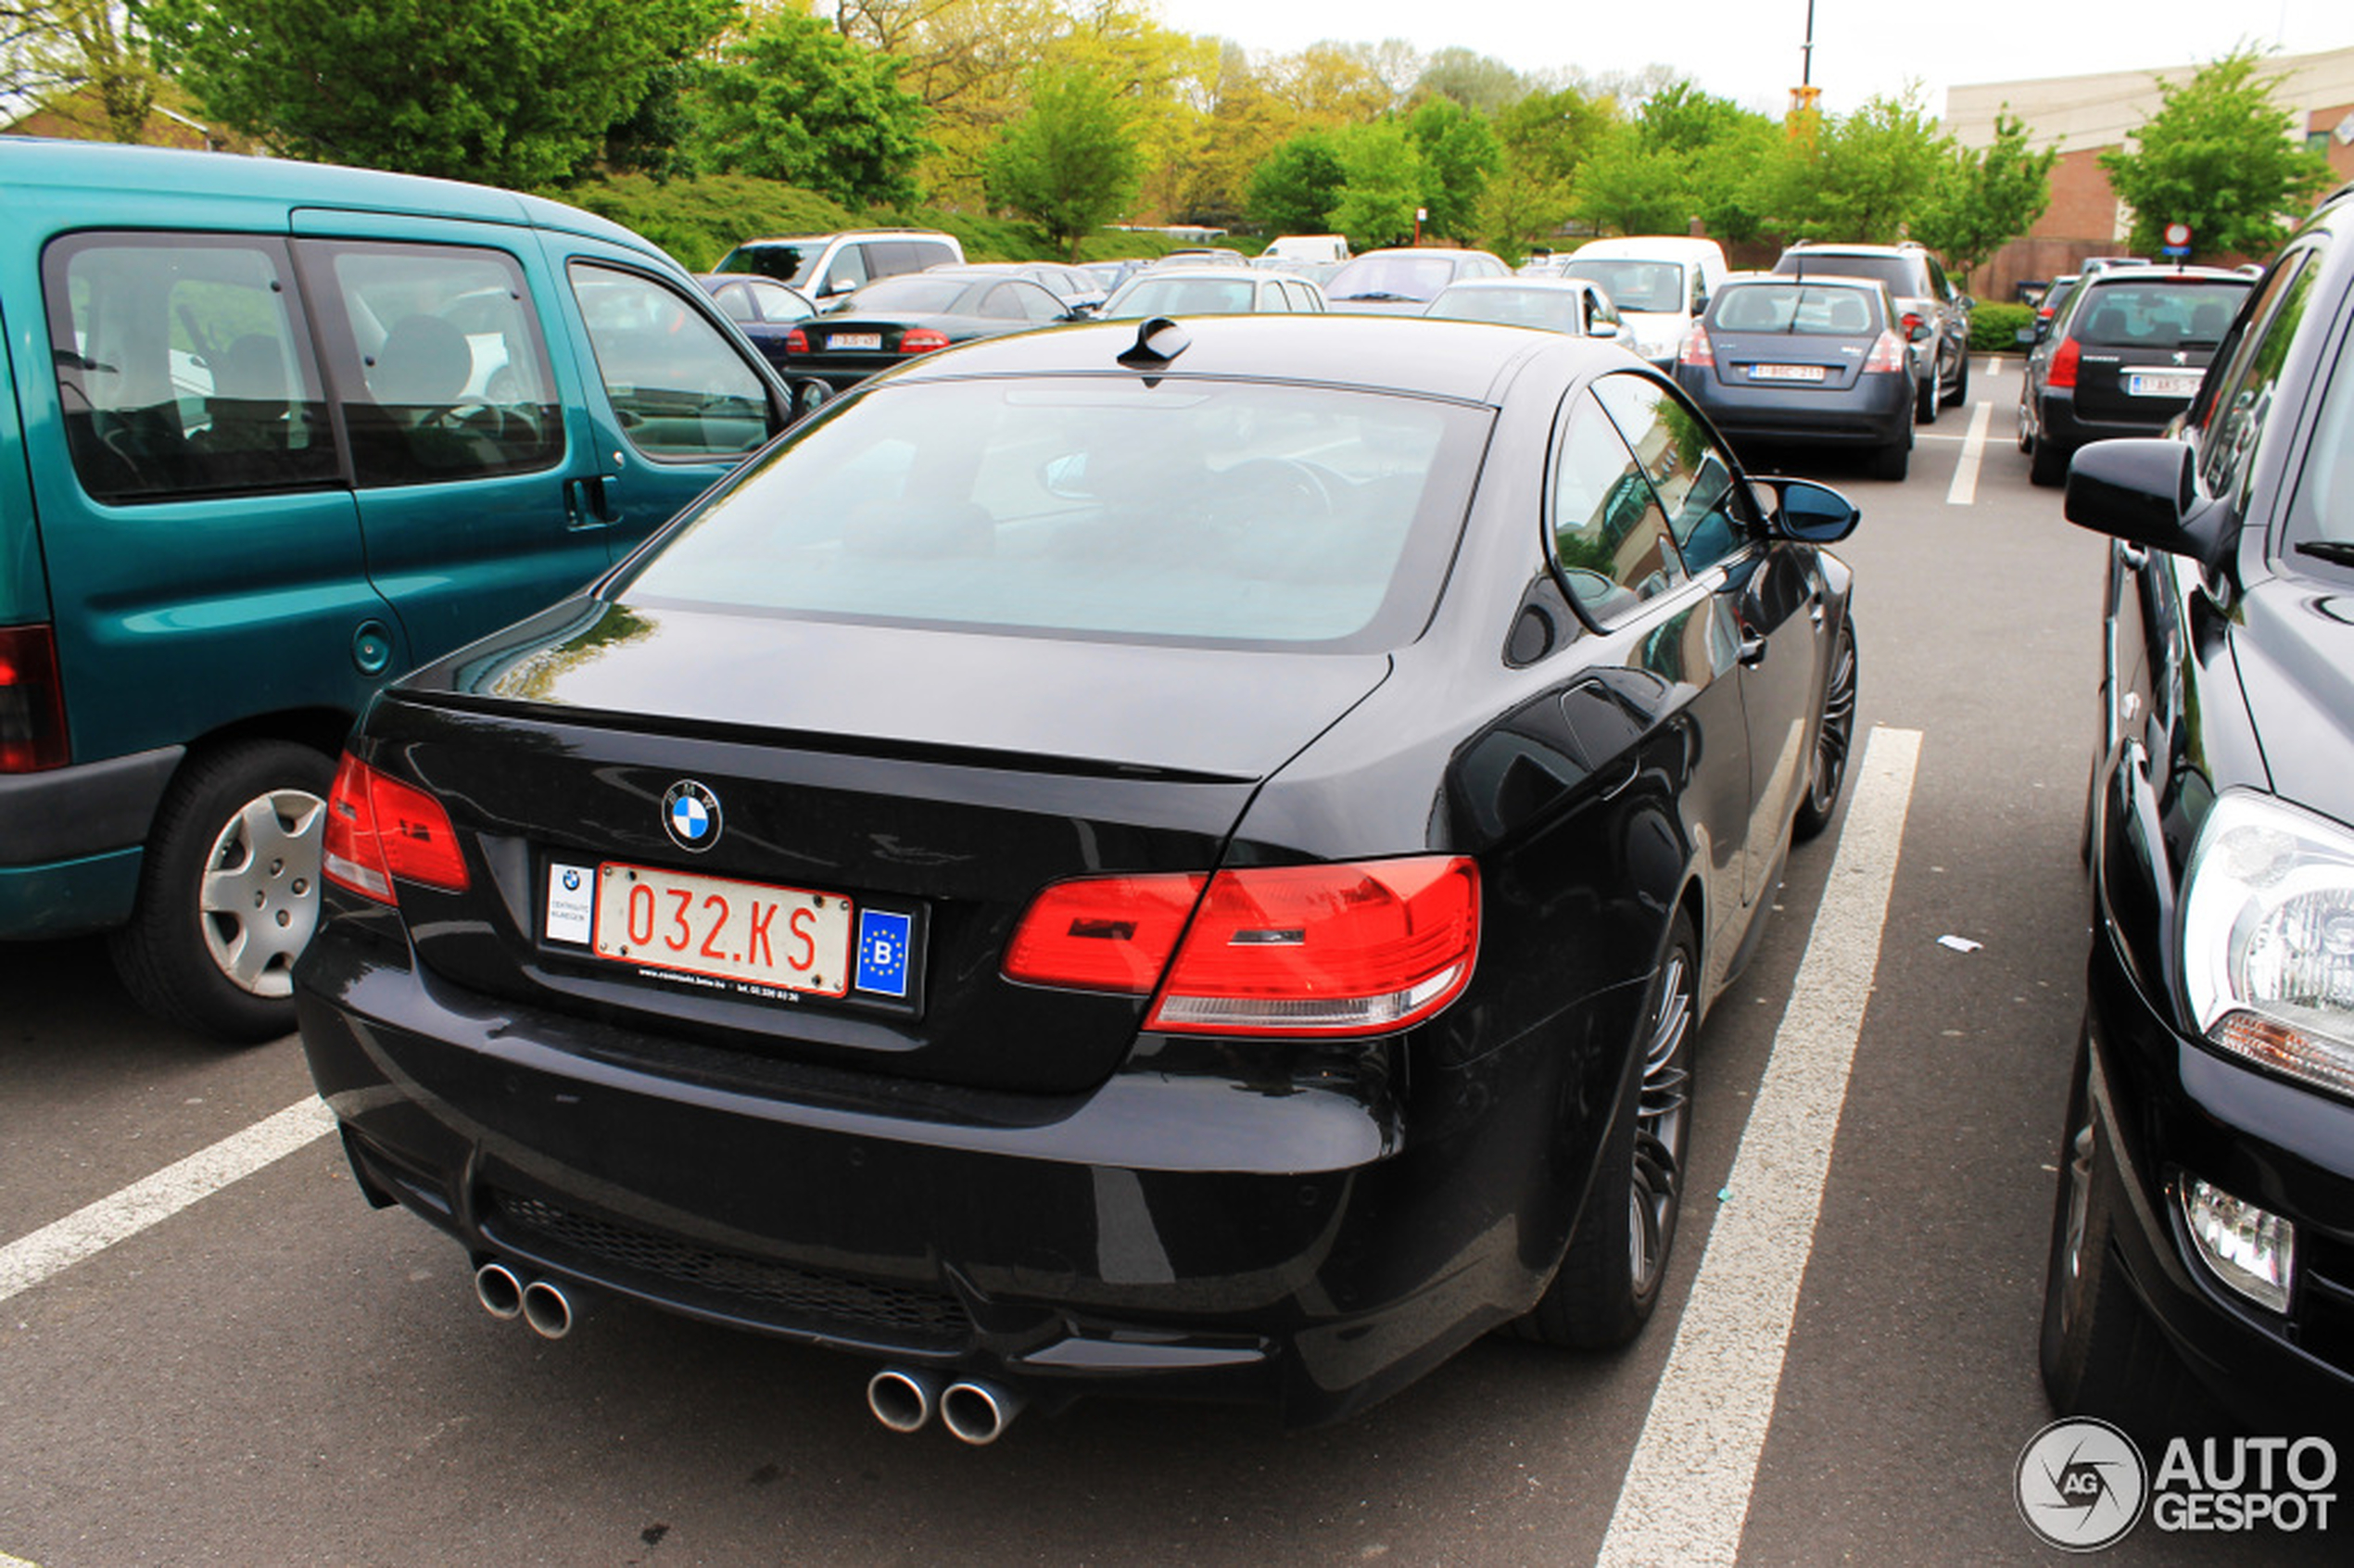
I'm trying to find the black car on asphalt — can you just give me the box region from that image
[773,268,1086,409]
[1675,272,1918,480]
[1773,241,1972,424]
[2044,182,2354,1444]
[294,313,1862,1435]
[2021,264,2252,487]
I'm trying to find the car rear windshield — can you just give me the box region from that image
[1778,253,1918,297]
[715,243,816,286]
[1561,260,1684,313]
[2069,280,2249,348]
[1710,283,1881,335]
[1324,254,1459,303]
[1428,287,1583,333]
[620,375,1492,651]
[839,276,969,315]
[1109,277,1259,316]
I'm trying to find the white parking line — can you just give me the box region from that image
[1945,400,1994,505]
[0,1095,335,1304]
[1598,725,1921,1568]
[2,1550,44,1568]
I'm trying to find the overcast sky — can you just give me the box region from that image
[1145,0,2349,119]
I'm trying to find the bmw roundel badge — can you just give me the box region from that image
[660,779,723,853]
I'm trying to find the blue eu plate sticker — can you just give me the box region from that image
[855,909,913,997]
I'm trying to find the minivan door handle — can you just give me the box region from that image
[564,475,616,529]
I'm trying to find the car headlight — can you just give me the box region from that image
[2182,790,2354,1100]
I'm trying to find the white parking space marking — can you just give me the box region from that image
[1985,355,1999,380]
[1945,400,1994,505]
[0,1095,334,1304]
[2,1550,44,1568]
[1598,726,1922,1568]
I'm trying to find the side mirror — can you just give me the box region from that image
[2064,438,2235,574]
[1908,320,1935,343]
[1756,476,1860,543]
[1588,317,1620,339]
[1692,289,1709,315]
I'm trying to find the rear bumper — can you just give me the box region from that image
[0,745,180,937]
[1677,370,1912,448]
[2035,389,2188,452]
[296,927,1583,1426]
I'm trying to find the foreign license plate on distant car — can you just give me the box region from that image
[591,862,853,998]
[830,333,884,350]
[1751,363,1827,382]
[2127,371,2202,398]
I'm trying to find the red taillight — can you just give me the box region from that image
[2047,336,2081,389]
[322,752,469,904]
[783,327,810,355]
[899,328,952,353]
[0,623,70,773]
[1864,330,1907,374]
[1003,872,1207,992]
[1006,856,1479,1035]
[1678,322,1715,369]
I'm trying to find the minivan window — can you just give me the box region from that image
[306,241,564,487]
[45,234,339,503]
[569,263,773,461]
[1562,260,1685,313]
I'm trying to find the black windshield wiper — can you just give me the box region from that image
[2296,540,2354,567]
[1338,291,1415,302]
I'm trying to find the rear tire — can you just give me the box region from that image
[109,740,335,1043]
[1870,431,1911,482]
[2029,433,2069,487]
[1518,911,1698,1349]
[1943,348,1970,407]
[1915,368,1939,424]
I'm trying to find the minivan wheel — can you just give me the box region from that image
[1517,910,1697,1349]
[110,740,335,1043]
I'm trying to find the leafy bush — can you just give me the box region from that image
[1969,302,2034,355]
[553,174,1188,272]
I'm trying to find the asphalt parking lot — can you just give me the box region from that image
[2,359,2341,1567]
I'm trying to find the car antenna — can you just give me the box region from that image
[1119,317,1191,369]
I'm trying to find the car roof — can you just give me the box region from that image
[731,230,956,246]
[0,136,662,260]
[1434,277,1591,290]
[876,312,1596,405]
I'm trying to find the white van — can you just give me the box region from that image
[1259,234,1351,265]
[1559,236,1729,370]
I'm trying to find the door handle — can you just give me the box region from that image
[564,474,616,528]
[1738,632,1768,667]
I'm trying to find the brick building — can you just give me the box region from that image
[1946,45,2354,304]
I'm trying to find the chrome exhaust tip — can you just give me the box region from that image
[473,1261,524,1321]
[866,1369,938,1434]
[520,1277,575,1340]
[939,1380,1022,1447]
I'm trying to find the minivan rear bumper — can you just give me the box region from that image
[0,745,180,937]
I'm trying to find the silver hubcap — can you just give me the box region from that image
[1630,950,1693,1296]
[198,789,326,997]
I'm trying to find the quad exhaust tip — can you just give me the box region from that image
[473,1261,524,1321]
[866,1369,938,1434]
[939,1380,1022,1447]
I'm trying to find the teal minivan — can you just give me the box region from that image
[0,139,792,1040]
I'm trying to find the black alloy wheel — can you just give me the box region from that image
[1519,910,1698,1349]
[1793,620,1857,841]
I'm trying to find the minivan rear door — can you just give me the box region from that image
[290,212,617,667]
[538,236,789,562]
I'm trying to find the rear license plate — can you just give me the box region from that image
[592,862,853,997]
[1751,363,1827,382]
[830,333,883,350]
[2126,371,2201,398]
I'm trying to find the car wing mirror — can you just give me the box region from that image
[2064,438,2235,574]
[1755,476,1861,543]
[1588,317,1620,338]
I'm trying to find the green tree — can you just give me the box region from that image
[1415,46,1524,116]
[4,1,162,141]
[1760,89,1955,243]
[691,7,930,206]
[2099,48,2335,259]
[145,0,732,187]
[1405,96,1499,241]
[984,64,1141,260]
[1571,126,1695,236]
[1910,110,2057,282]
[1247,129,1346,235]
[1328,120,1428,251]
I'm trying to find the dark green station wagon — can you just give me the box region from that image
[0,139,792,1039]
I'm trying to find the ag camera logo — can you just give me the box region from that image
[2016,1419,2147,1551]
